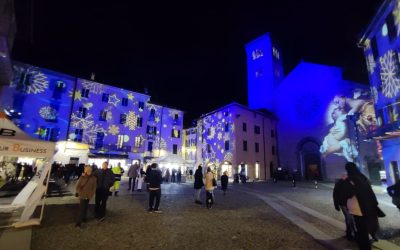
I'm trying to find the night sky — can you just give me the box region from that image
[12,0,383,126]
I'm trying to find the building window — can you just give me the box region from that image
[173,144,178,154]
[102,93,109,102]
[272,146,275,155]
[171,129,180,138]
[121,98,128,106]
[78,107,87,118]
[225,140,230,151]
[207,144,211,153]
[138,101,145,111]
[243,140,248,151]
[242,122,247,132]
[254,125,260,134]
[99,110,108,121]
[52,81,65,99]
[117,135,125,148]
[74,129,83,142]
[147,141,153,152]
[81,88,89,98]
[95,132,104,149]
[137,117,143,127]
[120,114,127,124]
[134,136,142,148]
[271,129,275,138]
[255,142,259,153]
[174,114,179,121]
[149,109,155,121]
[224,122,229,132]
[147,125,157,135]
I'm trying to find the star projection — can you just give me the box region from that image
[379,50,400,98]
[108,94,120,107]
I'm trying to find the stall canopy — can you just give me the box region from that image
[0,112,54,158]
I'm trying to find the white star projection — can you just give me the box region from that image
[108,94,121,107]
[380,50,400,98]
[124,111,138,130]
[81,80,104,94]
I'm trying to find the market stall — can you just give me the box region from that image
[0,112,55,227]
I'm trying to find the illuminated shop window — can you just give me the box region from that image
[102,93,109,102]
[254,125,261,134]
[81,88,89,98]
[74,129,83,142]
[121,98,128,106]
[78,107,87,118]
[134,136,142,148]
[99,110,107,121]
[171,129,181,138]
[95,132,104,149]
[137,117,143,127]
[224,140,230,151]
[120,114,127,124]
[138,101,145,111]
[243,140,248,152]
[242,122,247,132]
[255,162,260,179]
[173,144,178,155]
[255,142,259,153]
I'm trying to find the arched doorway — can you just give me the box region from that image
[297,137,322,180]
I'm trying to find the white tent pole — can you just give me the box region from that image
[39,158,53,222]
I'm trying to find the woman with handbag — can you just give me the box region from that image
[204,167,216,209]
[75,165,97,228]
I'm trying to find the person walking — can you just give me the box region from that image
[177,168,182,184]
[165,168,170,183]
[75,165,97,228]
[194,165,204,204]
[204,167,215,209]
[111,164,122,196]
[93,162,115,221]
[221,171,228,195]
[136,167,145,192]
[344,162,381,250]
[387,180,400,210]
[333,173,355,241]
[127,163,138,191]
[147,163,163,213]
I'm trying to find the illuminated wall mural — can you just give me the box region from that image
[0,62,75,141]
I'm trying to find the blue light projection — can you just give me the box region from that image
[0,62,75,141]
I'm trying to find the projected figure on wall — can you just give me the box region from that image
[320,107,357,161]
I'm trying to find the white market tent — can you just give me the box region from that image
[0,112,55,227]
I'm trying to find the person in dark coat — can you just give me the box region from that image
[221,171,228,195]
[93,162,115,221]
[147,163,163,213]
[333,173,355,241]
[194,165,204,204]
[344,162,380,250]
[387,180,400,210]
[177,168,182,184]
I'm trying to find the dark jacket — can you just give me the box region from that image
[221,175,228,190]
[333,178,352,210]
[194,169,204,189]
[94,169,115,190]
[387,182,400,197]
[346,173,378,218]
[147,168,162,189]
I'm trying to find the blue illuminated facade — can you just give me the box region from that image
[359,0,400,185]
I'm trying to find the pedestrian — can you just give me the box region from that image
[165,168,170,183]
[189,169,193,180]
[145,165,152,190]
[194,165,204,204]
[127,163,138,191]
[344,162,382,250]
[177,168,182,184]
[387,180,400,210]
[221,171,228,195]
[111,164,122,196]
[333,173,356,241]
[136,167,145,192]
[204,167,215,209]
[15,163,22,181]
[93,162,115,221]
[147,163,163,213]
[75,165,97,228]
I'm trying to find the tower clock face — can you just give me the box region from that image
[294,92,322,120]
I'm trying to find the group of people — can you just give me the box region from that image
[193,165,228,209]
[0,162,35,184]
[333,162,385,250]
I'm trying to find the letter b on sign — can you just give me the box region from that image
[0,129,16,136]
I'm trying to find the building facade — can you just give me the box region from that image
[195,103,278,181]
[0,62,184,166]
[246,34,380,181]
[359,0,400,185]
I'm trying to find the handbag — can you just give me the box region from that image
[212,178,217,187]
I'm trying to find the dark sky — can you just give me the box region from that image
[12,0,383,126]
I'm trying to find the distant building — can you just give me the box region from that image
[246,34,380,181]
[182,127,198,167]
[359,0,400,185]
[194,103,278,181]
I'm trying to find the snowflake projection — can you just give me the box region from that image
[379,50,400,98]
[217,132,223,140]
[207,126,216,139]
[366,54,376,75]
[81,80,104,94]
[393,1,400,35]
[12,65,49,94]
[223,133,230,141]
[224,152,233,162]
[83,124,105,144]
[83,102,93,110]
[124,111,138,130]
[39,106,58,120]
[71,113,94,129]
[108,124,120,135]
[69,90,82,100]
[371,86,378,104]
